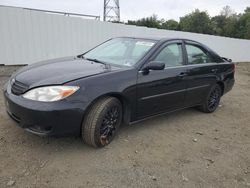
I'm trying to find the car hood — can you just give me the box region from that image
[12,56,121,88]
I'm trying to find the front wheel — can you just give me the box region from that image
[82,97,122,148]
[198,84,222,113]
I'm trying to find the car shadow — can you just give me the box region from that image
[121,107,200,131]
[8,107,204,153]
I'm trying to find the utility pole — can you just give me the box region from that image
[103,0,120,22]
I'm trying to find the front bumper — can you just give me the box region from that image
[3,88,86,137]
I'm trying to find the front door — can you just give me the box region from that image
[136,41,188,119]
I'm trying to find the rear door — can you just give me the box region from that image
[136,40,188,119]
[183,41,220,107]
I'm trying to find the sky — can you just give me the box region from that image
[0,0,249,21]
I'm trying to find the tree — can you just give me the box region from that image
[179,9,213,34]
[245,7,250,13]
[211,7,238,37]
[127,14,161,29]
[234,8,250,39]
[126,6,250,39]
[220,6,235,18]
[211,15,227,35]
[223,15,238,37]
[162,19,179,30]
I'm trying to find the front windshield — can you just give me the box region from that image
[83,38,156,67]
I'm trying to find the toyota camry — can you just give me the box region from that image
[3,37,235,148]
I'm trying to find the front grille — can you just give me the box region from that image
[11,80,29,95]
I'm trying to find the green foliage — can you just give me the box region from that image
[179,9,213,34]
[220,5,235,18]
[235,8,250,39]
[161,19,179,30]
[127,14,161,29]
[211,15,227,35]
[126,6,250,39]
[211,14,238,37]
[245,7,250,13]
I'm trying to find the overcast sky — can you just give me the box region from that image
[0,0,249,21]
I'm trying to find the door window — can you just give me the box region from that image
[185,44,214,64]
[154,43,183,67]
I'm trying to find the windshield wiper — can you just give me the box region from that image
[84,57,107,65]
[77,54,84,59]
[84,57,111,70]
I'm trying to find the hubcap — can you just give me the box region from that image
[208,87,220,111]
[100,106,120,145]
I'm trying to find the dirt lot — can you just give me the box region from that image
[0,63,250,188]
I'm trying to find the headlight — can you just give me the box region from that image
[23,86,79,102]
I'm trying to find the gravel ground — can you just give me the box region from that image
[0,63,250,188]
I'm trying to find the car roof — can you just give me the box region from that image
[115,36,218,56]
[116,36,200,43]
[116,36,169,41]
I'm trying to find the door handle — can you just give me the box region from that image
[178,72,188,78]
[211,68,218,73]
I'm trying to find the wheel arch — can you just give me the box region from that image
[83,92,131,126]
[216,81,225,95]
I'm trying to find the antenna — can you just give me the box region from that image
[103,0,120,22]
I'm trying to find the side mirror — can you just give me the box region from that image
[142,62,165,74]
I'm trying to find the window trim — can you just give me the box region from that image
[184,41,218,65]
[146,40,186,68]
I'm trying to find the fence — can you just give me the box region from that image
[0,6,250,65]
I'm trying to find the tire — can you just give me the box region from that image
[82,97,122,148]
[198,84,222,113]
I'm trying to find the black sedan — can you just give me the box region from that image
[3,37,235,148]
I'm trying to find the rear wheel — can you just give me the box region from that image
[199,84,222,113]
[82,97,122,148]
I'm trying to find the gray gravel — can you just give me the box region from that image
[0,63,250,188]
